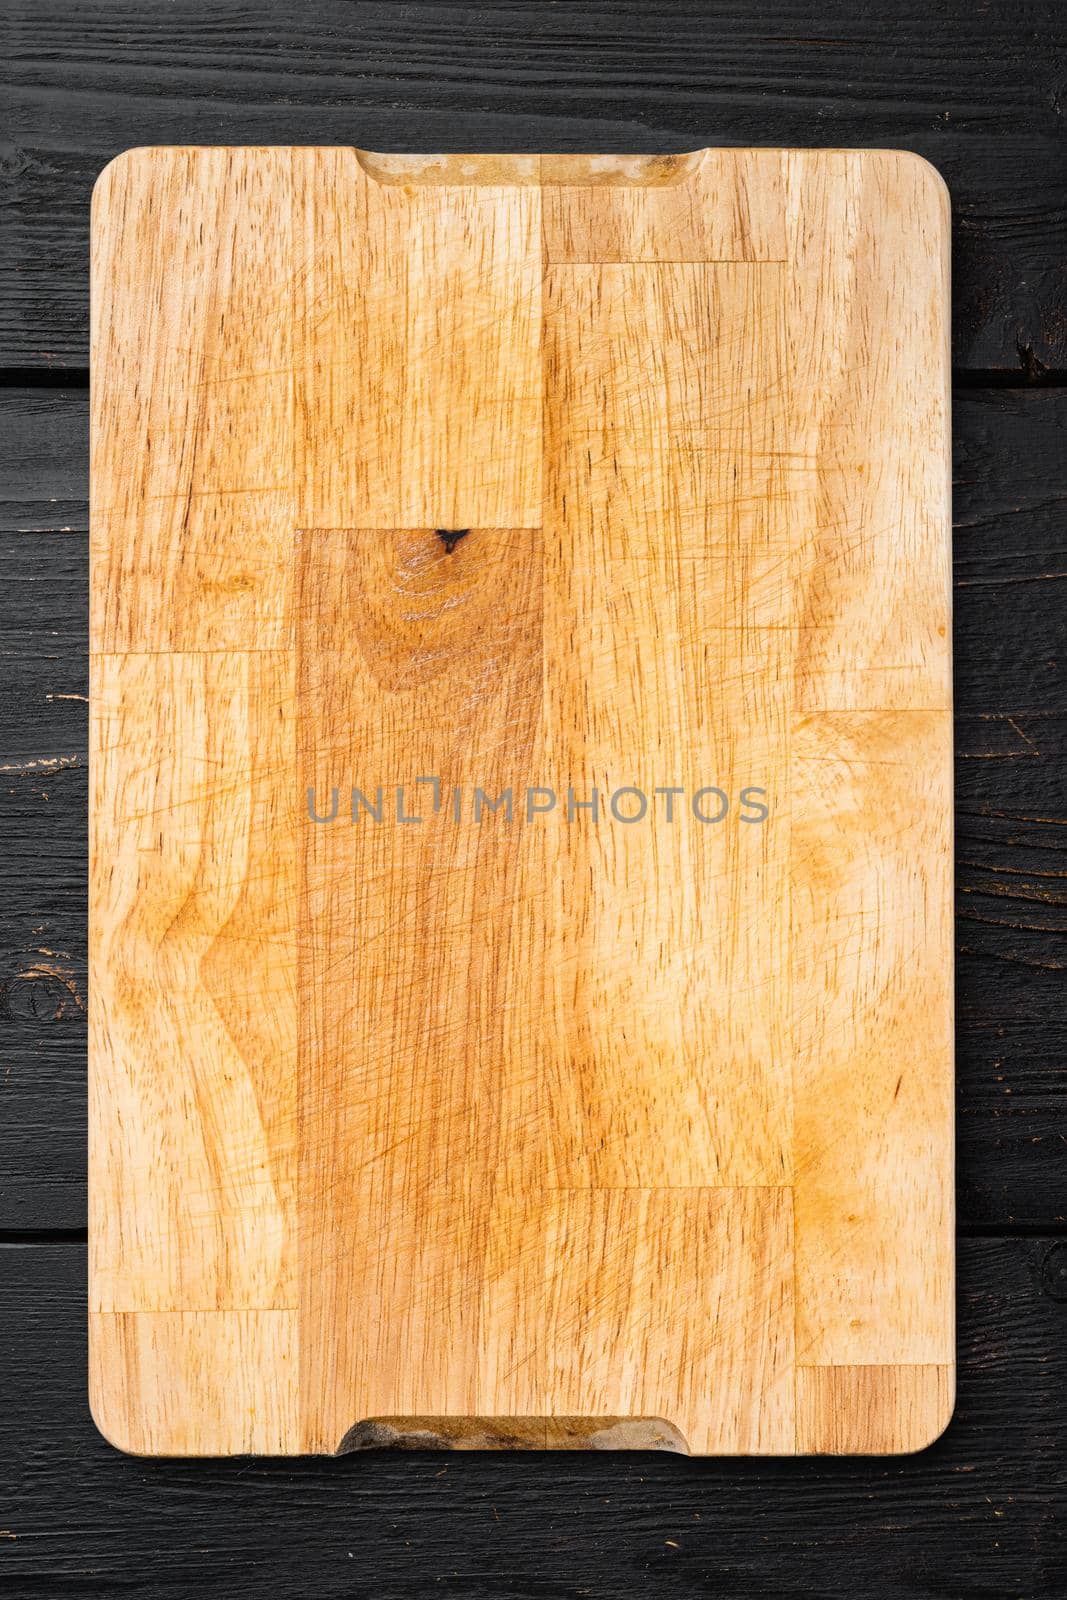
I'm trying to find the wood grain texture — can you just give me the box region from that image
[89,650,296,1312]
[794,1364,954,1455]
[4,0,1066,373]
[89,145,953,1455]
[6,386,1062,1235]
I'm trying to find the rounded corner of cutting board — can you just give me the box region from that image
[88,1308,302,1457]
[794,1363,957,1456]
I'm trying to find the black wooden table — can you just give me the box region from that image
[2,5,1064,1596]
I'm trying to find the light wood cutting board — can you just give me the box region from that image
[89,146,954,1457]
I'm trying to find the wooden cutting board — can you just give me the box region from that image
[89,146,953,1457]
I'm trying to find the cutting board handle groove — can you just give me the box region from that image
[334,1416,691,1453]
[352,148,706,187]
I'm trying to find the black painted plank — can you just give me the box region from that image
[3,0,1066,372]
[0,762,86,1229]
[0,386,1064,1229]
[951,390,1067,1225]
[0,386,87,534]
[0,386,87,1227]
[0,386,89,761]
[1,389,90,1228]
[0,1238,1063,1598]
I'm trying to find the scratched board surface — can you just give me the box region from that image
[88,147,953,1456]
